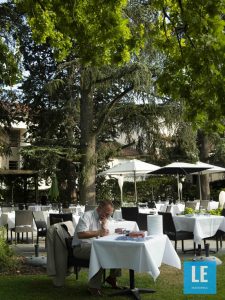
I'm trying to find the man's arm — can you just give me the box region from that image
[77,227,109,239]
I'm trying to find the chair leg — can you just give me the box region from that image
[75,267,79,280]
[175,240,177,251]
[181,240,184,252]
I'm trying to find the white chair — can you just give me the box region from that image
[200,200,210,210]
[185,201,199,210]
[10,210,34,244]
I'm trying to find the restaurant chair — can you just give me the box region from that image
[10,210,34,244]
[148,201,156,209]
[166,205,172,212]
[64,233,106,282]
[137,213,148,231]
[121,207,139,222]
[33,211,47,245]
[158,212,195,253]
[185,201,199,210]
[200,200,210,210]
[65,236,90,280]
[203,208,225,252]
[49,213,73,226]
[203,231,222,253]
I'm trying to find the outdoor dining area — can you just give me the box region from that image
[1,160,225,299]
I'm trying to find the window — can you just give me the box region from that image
[9,130,20,147]
[9,161,18,170]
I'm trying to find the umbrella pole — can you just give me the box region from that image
[177,175,180,202]
[198,173,202,200]
[134,171,138,205]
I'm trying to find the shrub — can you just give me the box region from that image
[0,227,20,273]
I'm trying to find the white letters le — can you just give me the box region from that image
[192,266,208,283]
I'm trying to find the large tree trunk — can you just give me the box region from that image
[198,130,210,200]
[79,69,96,205]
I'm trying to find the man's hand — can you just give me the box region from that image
[99,227,109,237]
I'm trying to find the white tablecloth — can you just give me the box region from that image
[0,212,16,229]
[89,234,181,281]
[173,215,224,244]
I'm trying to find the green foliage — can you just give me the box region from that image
[151,0,225,132]
[0,3,22,86]
[208,208,223,215]
[16,0,145,65]
[184,207,223,215]
[183,207,195,215]
[0,227,20,273]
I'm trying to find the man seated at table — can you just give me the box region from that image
[72,199,121,296]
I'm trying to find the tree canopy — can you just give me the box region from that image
[15,0,145,65]
[2,0,225,204]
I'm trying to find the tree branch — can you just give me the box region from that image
[94,65,139,85]
[94,84,134,135]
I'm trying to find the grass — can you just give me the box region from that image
[1,255,225,300]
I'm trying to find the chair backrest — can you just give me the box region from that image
[148,201,156,209]
[166,205,172,212]
[185,201,198,210]
[84,205,97,212]
[1,207,12,213]
[121,207,139,222]
[200,200,209,210]
[33,211,47,229]
[137,213,148,231]
[158,212,176,234]
[49,213,73,225]
[64,235,90,269]
[221,208,225,217]
[15,210,34,227]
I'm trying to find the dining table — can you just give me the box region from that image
[173,214,224,245]
[89,234,181,299]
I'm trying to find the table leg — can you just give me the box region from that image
[109,269,156,300]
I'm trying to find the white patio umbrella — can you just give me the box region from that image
[192,161,225,200]
[148,162,211,201]
[99,159,160,203]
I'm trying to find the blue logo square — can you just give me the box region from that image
[184,261,216,294]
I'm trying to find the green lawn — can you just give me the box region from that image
[1,255,225,300]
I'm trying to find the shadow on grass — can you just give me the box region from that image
[1,255,225,300]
